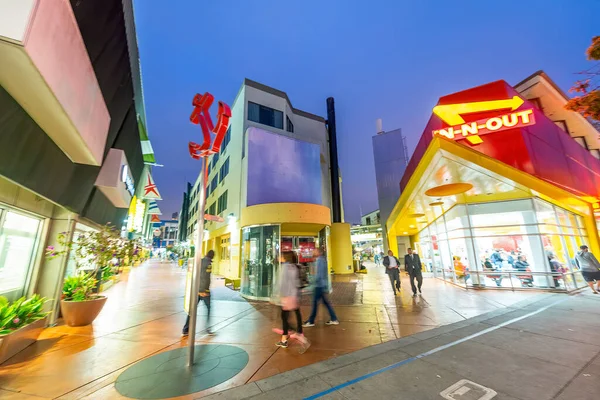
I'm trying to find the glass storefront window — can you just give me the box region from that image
[241,225,280,299]
[414,198,596,291]
[469,200,536,227]
[0,210,41,301]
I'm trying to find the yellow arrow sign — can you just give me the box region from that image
[433,96,524,125]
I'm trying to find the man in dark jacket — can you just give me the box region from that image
[383,250,402,295]
[183,250,214,336]
[404,248,423,296]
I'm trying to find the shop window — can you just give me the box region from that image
[217,191,228,214]
[0,210,41,301]
[248,102,284,129]
[220,236,230,260]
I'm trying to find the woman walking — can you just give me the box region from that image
[277,251,306,348]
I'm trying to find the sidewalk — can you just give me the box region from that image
[0,261,541,399]
[206,292,600,400]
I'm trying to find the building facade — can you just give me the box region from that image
[0,1,154,319]
[387,71,600,292]
[372,128,408,252]
[182,79,352,300]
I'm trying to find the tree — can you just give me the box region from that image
[565,36,600,130]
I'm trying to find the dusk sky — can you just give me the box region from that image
[134,0,599,223]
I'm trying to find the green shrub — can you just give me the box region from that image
[0,295,49,335]
[62,274,98,302]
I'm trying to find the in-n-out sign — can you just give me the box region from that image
[433,109,535,144]
[432,96,536,145]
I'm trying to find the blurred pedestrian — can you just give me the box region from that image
[277,251,306,348]
[575,245,600,294]
[383,250,402,295]
[303,248,339,327]
[182,250,214,336]
[405,248,423,296]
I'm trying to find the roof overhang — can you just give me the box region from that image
[0,0,110,166]
[388,137,593,237]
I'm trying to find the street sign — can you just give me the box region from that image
[204,214,224,223]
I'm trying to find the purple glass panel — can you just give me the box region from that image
[247,127,321,206]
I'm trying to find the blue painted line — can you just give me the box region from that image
[304,298,567,400]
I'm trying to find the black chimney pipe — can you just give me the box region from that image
[326,97,342,223]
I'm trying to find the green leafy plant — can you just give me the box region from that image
[0,295,50,335]
[45,223,143,286]
[62,274,98,302]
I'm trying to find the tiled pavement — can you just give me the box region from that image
[0,261,542,399]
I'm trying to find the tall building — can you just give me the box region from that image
[386,71,600,292]
[0,1,155,320]
[372,126,408,253]
[182,79,352,300]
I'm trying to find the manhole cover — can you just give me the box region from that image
[115,344,249,399]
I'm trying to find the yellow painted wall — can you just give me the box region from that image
[241,203,331,227]
[330,222,353,274]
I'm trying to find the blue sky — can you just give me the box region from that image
[134,0,599,223]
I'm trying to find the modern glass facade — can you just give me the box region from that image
[0,207,42,301]
[240,225,280,300]
[414,198,589,291]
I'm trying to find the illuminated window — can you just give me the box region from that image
[248,102,283,129]
[220,236,231,260]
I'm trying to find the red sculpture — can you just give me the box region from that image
[189,92,231,159]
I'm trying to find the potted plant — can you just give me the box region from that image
[0,295,50,364]
[46,224,141,326]
[59,274,106,326]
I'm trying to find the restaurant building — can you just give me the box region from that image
[386,71,600,291]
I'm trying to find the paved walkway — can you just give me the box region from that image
[0,261,541,399]
[208,292,600,400]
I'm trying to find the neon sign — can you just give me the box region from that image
[432,96,535,145]
[433,109,535,144]
[121,165,135,196]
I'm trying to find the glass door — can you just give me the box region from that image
[241,225,280,300]
[0,209,42,301]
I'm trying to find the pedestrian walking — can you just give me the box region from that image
[405,248,423,296]
[383,250,402,295]
[303,248,339,327]
[182,250,214,336]
[575,245,600,294]
[277,251,307,348]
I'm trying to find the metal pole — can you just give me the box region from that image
[187,156,208,367]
